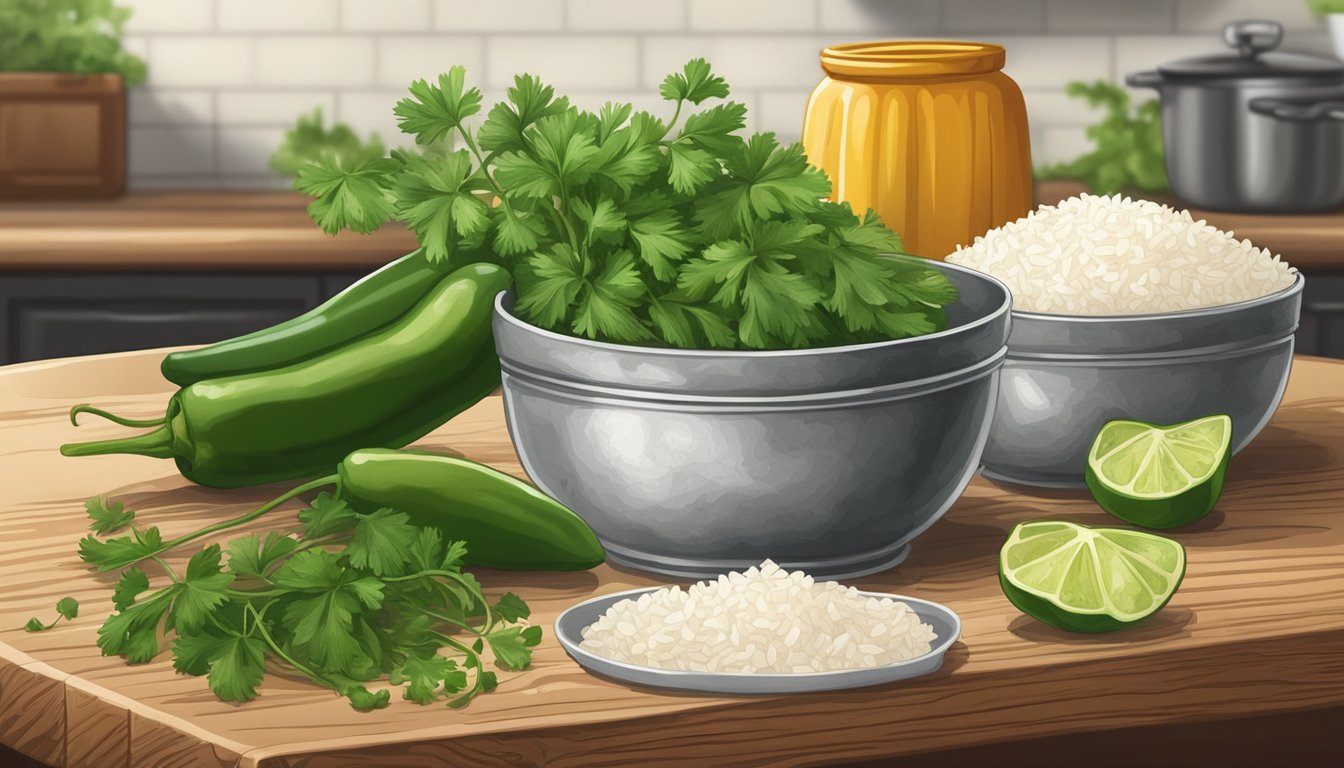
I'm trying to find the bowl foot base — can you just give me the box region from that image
[980,466,1088,491]
[601,540,913,581]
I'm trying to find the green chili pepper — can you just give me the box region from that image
[337,448,604,571]
[61,263,511,489]
[160,250,444,387]
[90,449,605,573]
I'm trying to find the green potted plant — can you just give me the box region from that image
[296,60,1013,578]
[0,0,146,198]
[1035,80,1168,200]
[1307,0,1344,59]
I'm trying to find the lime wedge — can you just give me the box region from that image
[999,521,1186,633]
[1085,414,1232,529]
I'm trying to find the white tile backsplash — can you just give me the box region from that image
[819,0,941,34]
[486,36,640,89]
[691,0,817,32]
[217,0,340,32]
[342,0,433,31]
[378,36,485,88]
[432,0,564,32]
[1045,0,1174,34]
[123,0,214,34]
[147,37,252,87]
[943,0,1046,34]
[217,91,337,125]
[129,127,216,175]
[568,0,686,32]
[253,37,377,88]
[115,0,1344,187]
[129,90,215,126]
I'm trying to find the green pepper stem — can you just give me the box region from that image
[69,404,167,429]
[60,424,175,459]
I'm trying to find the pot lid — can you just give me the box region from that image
[1158,20,1344,80]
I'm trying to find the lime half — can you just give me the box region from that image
[1085,414,1232,529]
[999,521,1186,633]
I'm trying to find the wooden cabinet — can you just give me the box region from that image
[0,271,362,365]
[0,74,125,198]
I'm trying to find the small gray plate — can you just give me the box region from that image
[554,587,962,695]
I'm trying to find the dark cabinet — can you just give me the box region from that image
[0,271,364,365]
[1299,273,1344,359]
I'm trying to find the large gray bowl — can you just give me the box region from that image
[493,257,1012,579]
[980,274,1304,488]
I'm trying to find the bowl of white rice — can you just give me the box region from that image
[946,194,1302,488]
[555,560,961,694]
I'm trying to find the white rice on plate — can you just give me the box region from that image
[946,194,1297,315]
[578,560,936,674]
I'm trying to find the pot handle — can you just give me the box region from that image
[1125,71,1165,90]
[1249,96,1344,123]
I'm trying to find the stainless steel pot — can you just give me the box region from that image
[1128,20,1344,213]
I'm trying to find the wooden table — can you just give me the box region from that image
[1,350,1343,767]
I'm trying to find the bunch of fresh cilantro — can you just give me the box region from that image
[0,0,147,85]
[1036,80,1168,195]
[297,60,957,350]
[45,496,538,711]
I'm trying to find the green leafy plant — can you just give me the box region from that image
[78,493,537,710]
[1036,80,1168,195]
[297,60,956,350]
[25,597,79,632]
[1307,0,1344,14]
[270,108,387,187]
[0,0,146,85]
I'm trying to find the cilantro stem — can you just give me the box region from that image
[100,476,338,572]
[150,555,178,582]
[663,98,685,139]
[457,129,505,198]
[246,603,342,695]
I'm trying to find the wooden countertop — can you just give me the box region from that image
[0,193,417,270]
[1,350,1343,767]
[4,186,1344,272]
[1035,180,1344,272]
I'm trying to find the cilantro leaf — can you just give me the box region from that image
[344,685,391,712]
[171,545,235,633]
[24,597,79,632]
[572,251,651,343]
[441,540,469,571]
[486,625,542,671]
[346,508,418,577]
[207,635,267,703]
[297,156,398,235]
[86,497,134,534]
[478,73,570,154]
[407,527,443,573]
[172,630,228,677]
[667,143,717,195]
[113,568,150,611]
[629,211,692,280]
[271,549,344,591]
[79,525,163,572]
[98,588,177,663]
[298,492,357,540]
[573,197,627,246]
[676,102,748,155]
[515,244,584,328]
[490,200,547,256]
[225,532,299,581]
[392,150,491,264]
[394,67,483,144]
[660,58,730,105]
[492,593,530,623]
[392,653,464,705]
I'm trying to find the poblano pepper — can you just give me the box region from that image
[160,249,444,387]
[61,263,511,489]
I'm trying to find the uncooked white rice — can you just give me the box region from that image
[946,194,1297,314]
[578,560,936,674]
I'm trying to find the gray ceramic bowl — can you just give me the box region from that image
[493,257,1012,580]
[980,274,1304,488]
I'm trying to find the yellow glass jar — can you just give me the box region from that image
[803,41,1033,260]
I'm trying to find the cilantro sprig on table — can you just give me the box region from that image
[297,59,957,350]
[77,493,538,711]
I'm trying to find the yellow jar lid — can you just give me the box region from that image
[820,41,1006,78]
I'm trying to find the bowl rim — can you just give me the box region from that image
[1006,271,1304,324]
[494,255,1013,358]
